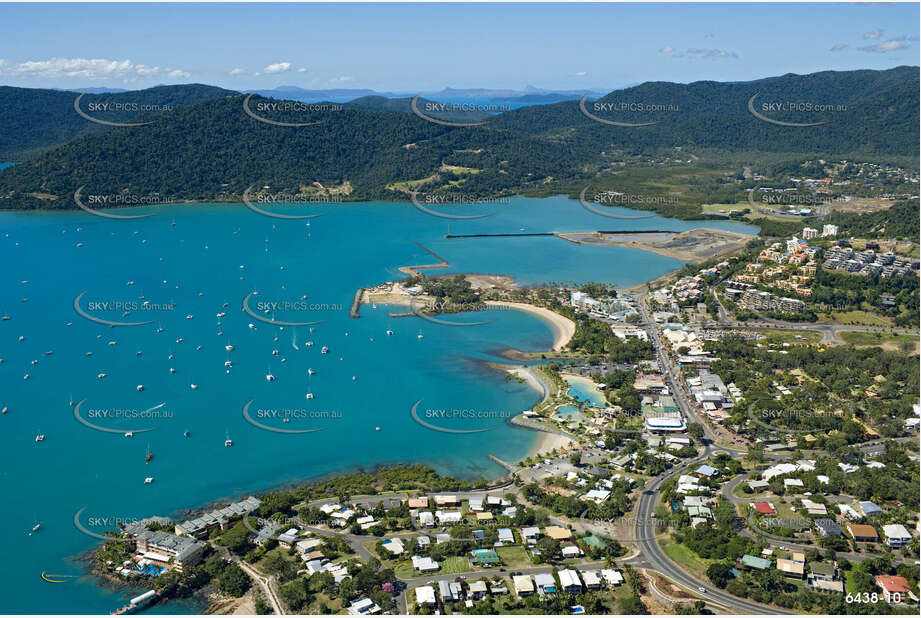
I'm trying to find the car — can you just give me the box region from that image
[698,587,706,593]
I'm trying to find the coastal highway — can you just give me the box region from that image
[631,459,793,615]
[633,291,793,614]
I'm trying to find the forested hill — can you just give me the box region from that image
[0,67,916,211]
[490,66,919,157]
[0,83,236,161]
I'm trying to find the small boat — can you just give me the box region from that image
[1,407,7,414]
[136,384,144,392]
[145,444,152,463]
[272,349,279,356]
[32,523,40,533]
[18,335,24,342]
[306,341,314,347]
[169,367,176,374]
[23,373,30,381]
[305,392,314,400]
[375,427,381,431]
[144,477,154,484]
[1,316,9,321]
[224,360,232,367]
[308,368,316,375]
[224,431,233,447]
[386,329,394,336]
[97,373,106,379]
[190,383,198,390]
[321,346,329,354]
[185,314,194,320]
[125,431,134,438]
[225,344,233,351]
[265,374,275,382]
[183,429,191,438]
[417,331,424,339]
[35,433,44,442]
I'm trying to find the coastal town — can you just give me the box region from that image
[90,222,920,616]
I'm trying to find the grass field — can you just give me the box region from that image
[818,310,893,327]
[840,331,919,353]
[496,545,532,568]
[442,555,471,574]
[659,537,715,580]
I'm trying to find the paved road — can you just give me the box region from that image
[632,291,794,614]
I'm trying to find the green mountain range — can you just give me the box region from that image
[0,67,916,211]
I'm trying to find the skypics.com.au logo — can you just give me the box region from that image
[242,94,341,127]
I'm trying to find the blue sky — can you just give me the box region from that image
[0,2,918,92]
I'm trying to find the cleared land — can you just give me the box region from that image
[558,227,753,263]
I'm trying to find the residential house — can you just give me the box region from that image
[468,580,489,600]
[846,523,879,543]
[534,573,557,596]
[513,574,535,597]
[807,563,843,594]
[562,545,583,559]
[601,569,624,586]
[414,586,436,606]
[814,519,842,537]
[882,524,912,548]
[381,538,405,556]
[740,555,771,571]
[581,571,602,590]
[875,575,913,604]
[521,526,540,543]
[411,555,439,573]
[558,569,583,593]
[347,598,382,615]
[777,559,805,579]
[469,549,500,567]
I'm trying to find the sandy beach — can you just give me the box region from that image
[528,431,574,458]
[485,301,575,351]
[563,373,607,404]
[506,366,576,459]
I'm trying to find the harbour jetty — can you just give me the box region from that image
[111,590,158,615]
[398,241,450,277]
[350,288,365,318]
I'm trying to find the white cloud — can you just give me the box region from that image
[264,62,292,74]
[575,71,587,77]
[686,48,738,59]
[659,45,675,54]
[0,57,190,81]
[331,75,352,83]
[229,68,245,76]
[858,40,908,53]
[830,43,848,51]
[297,68,307,73]
[863,30,882,40]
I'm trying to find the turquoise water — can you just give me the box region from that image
[564,376,607,406]
[555,405,581,420]
[0,196,756,613]
[0,162,15,170]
